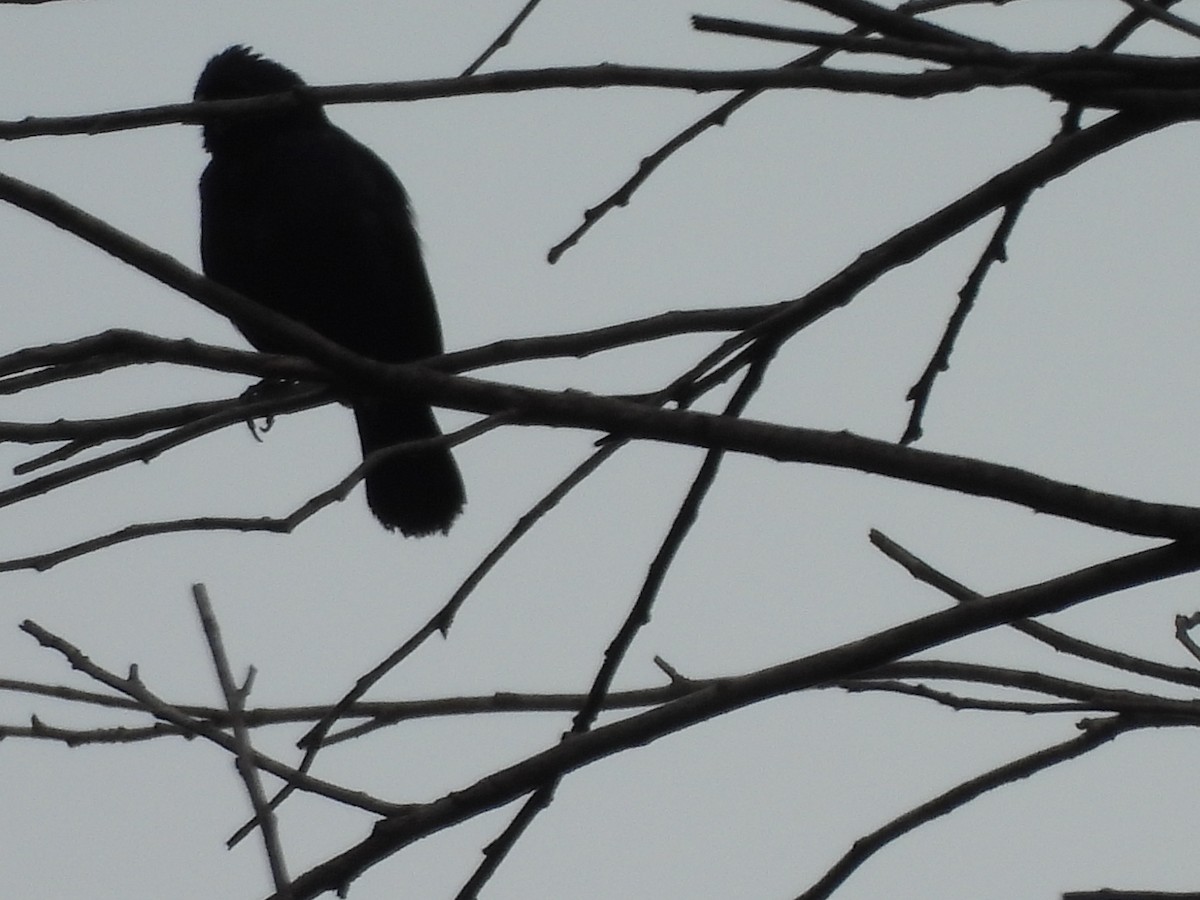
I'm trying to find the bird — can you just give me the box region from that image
[195,46,464,536]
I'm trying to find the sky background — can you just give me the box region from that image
[4,2,1200,898]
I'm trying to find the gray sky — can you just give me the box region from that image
[4,2,1200,898]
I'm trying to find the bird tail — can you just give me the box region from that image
[354,399,465,536]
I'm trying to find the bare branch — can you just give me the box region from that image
[0,417,499,572]
[229,435,623,849]
[459,355,775,896]
[794,716,1145,900]
[19,620,406,817]
[662,111,1177,405]
[193,585,291,896]
[1118,0,1200,43]
[872,530,1200,689]
[1173,611,1200,664]
[461,0,547,76]
[9,51,1200,142]
[8,331,1200,541]
[901,195,1028,444]
[274,541,1200,898]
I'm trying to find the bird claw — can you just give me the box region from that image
[239,378,290,441]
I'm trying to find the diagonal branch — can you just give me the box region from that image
[20,620,404,817]
[871,530,1200,689]
[794,716,1146,900]
[461,0,546,76]
[226,437,625,850]
[273,541,1200,899]
[456,354,775,897]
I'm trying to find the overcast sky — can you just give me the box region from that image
[4,2,1200,898]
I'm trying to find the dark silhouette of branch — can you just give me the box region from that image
[9,50,1200,142]
[841,679,1095,713]
[462,0,546,76]
[0,418,499,572]
[457,354,774,897]
[0,66,1054,141]
[2,680,699,730]
[790,0,995,47]
[0,304,775,386]
[227,437,624,849]
[2,718,186,746]
[692,16,999,63]
[869,660,1200,717]
[1,394,295,446]
[1117,0,1199,43]
[10,334,1200,541]
[871,530,1200,689]
[437,304,775,371]
[19,619,401,816]
[193,585,292,897]
[8,328,1200,541]
[11,655,1195,749]
[794,716,1147,900]
[273,541,1200,899]
[11,387,329,475]
[662,111,1178,404]
[901,195,1028,443]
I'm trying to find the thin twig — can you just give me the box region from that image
[277,543,1200,899]
[2,718,188,746]
[0,684,704,748]
[547,31,859,263]
[871,530,1200,689]
[901,194,1028,444]
[841,678,1096,713]
[193,585,292,896]
[794,716,1144,900]
[867,660,1200,717]
[1173,611,1200,664]
[14,52,1194,142]
[12,386,330,474]
[0,355,129,394]
[227,436,624,849]
[456,353,775,898]
[19,620,400,816]
[790,0,996,49]
[461,0,546,76]
[659,112,1176,413]
[692,16,1003,65]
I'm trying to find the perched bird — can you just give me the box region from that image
[195,46,464,536]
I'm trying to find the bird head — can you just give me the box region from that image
[195,46,324,152]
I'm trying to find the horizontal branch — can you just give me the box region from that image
[870,660,1200,716]
[5,328,1200,540]
[11,653,1193,750]
[0,387,328,454]
[7,50,1200,141]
